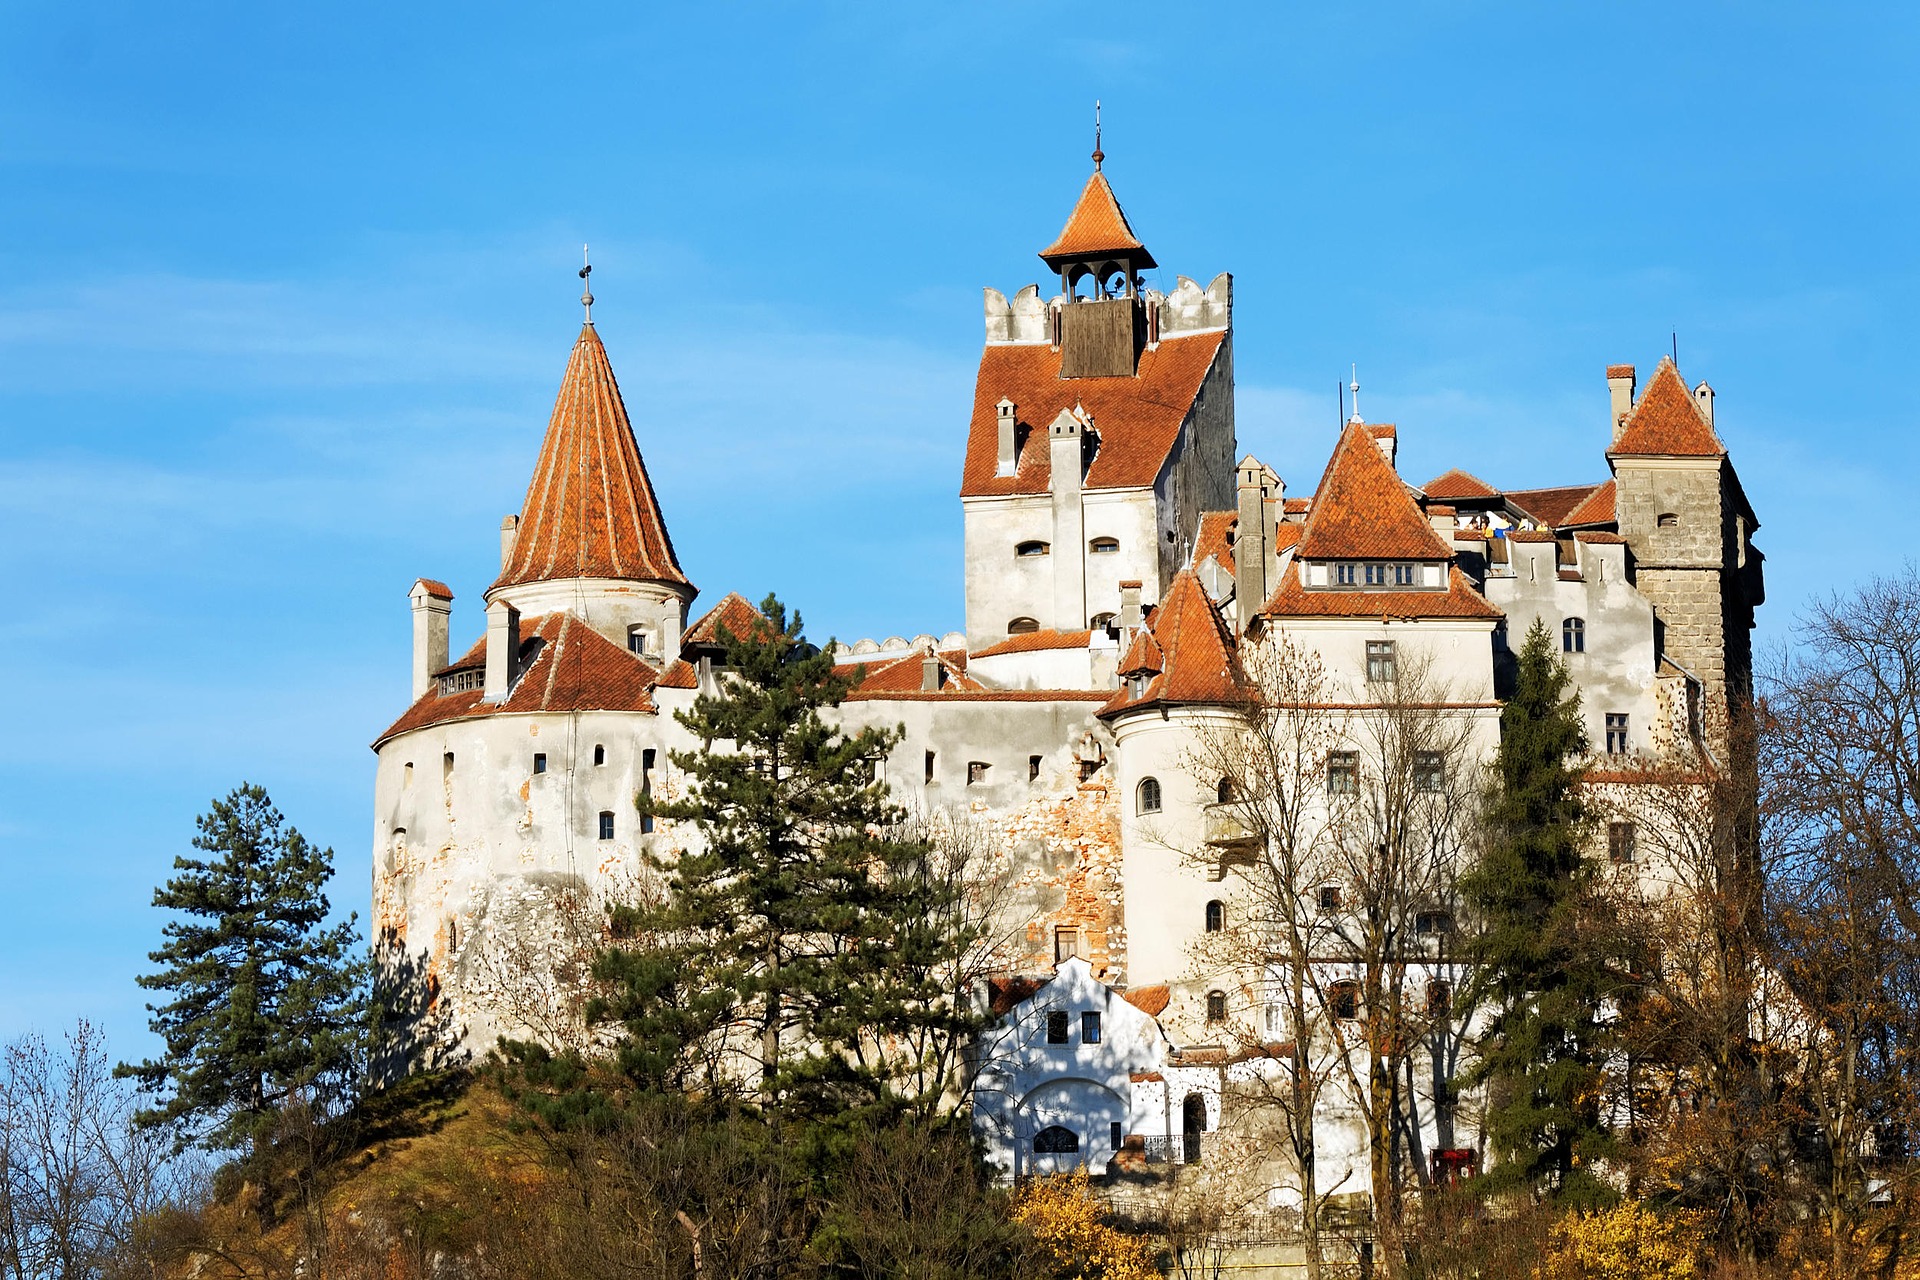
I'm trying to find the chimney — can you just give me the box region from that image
[1607,365,1636,444]
[1371,426,1397,469]
[1050,406,1088,630]
[1119,580,1143,635]
[409,579,453,701]
[921,652,942,692]
[1265,469,1286,592]
[1427,504,1457,542]
[1235,457,1270,629]
[1693,381,1715,427]
[500,514,521,570]
[996,399,1019,476]
[483,597,521,702]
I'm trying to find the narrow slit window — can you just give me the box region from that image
[1029,754,1043,782]
[1205,899,1224,933]
[593,744,606,766]
[924,750,936,784]
[640,748,656,835]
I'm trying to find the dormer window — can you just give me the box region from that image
[1016,541,1051,558]
[627,625,653,657]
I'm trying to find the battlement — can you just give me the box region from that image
[984,273,1233,346]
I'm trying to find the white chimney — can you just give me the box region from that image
[483,597,521,702]
[409,579,453,701]
[996,399,1019,476]
[1693,381,1715,427]
[500,514,521,570]
[1607,365,1637,444]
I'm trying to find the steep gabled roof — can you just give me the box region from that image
[494,325,690,593]
[681,592,768,651]
[1611,358,1725,458]
[1422,468,1500,501]
[1260,563,1502,621]
[1299,424,1453,560]
[1562,478,1617,527]
[959,330,1228,498]
[1508,483,1606,528]
[375,613,662,746]
[1101,570,1245,716]
[1039,171,1156,269]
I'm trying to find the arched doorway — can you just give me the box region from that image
[1182,1093,1206,1165]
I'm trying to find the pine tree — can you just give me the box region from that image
[596,596,984,1122]
[1460,619,1624,1205]
[118,785,367,1170]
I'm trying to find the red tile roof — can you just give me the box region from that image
[1368,423,1397,439]
[1422,468,1499,500]
[375,613,662,746]
[1506,529,1557,543]
[413,578,453,600]
[654,658,698,689]
[988,975,1049,1016]
[1611,358,1725,458]
[1576,531,1628,545]
[959,331,1228,497]
[1283,498,1311,515]
[971,629,1094,658]
[681,592,769,650]
[1562,478,1617,527]
[1121,985,1170,1016]
[1194,510,1237,572]
[494,325,690,593]
[1508,484,1605,528]
[1606,363,1636,380]
[1299,424,1454,560]
[1260,563,1502,621]
[1426,505,1456,517]
[836,648,984,696]
[1038,171,1156,269]
[1101,569,1246,715]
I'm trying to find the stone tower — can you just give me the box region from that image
[1607,358,1764,748]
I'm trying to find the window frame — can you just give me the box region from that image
[1609,821,1637,864]
[1329,980,1361,1021]
[1081,1011,1102,1045]
[1606,713,1630,755]
[1007,617,1040,635]
[533,752,548,775]
[1137,776,1163,814]
[1366,639,1398,683]
[1014,540,1051,558]
[1089,536,1120,554]
[1045,1011,1070,1045]
[1204,899,1225,933]
[1563,617,1586,653]
[597,811,615,841]
[1413,750,1444,793]
[1205,990,1227,1023]
[1327,751,1359,795]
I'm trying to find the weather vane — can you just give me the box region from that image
[1092,100,1104,170]
[579,244,594,323]
[1349,364,1363,425]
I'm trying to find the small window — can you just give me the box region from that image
[1415,910,1454,935]
[924,750,936,784]
[597,811,615,840]
[1110,1121,1124,1149]
[1216,777,1236,803]
[1606,713,1630,755]
[1137,776,1162,814]
[1055,926,1080,963]
[639,749,656,835]
[1129,674,1149,700]
[1082,1011,1102,1044]
[1090,612,1116,632]
[627,626,651,656]
[1609,821,1637,864]
[1336,563,1357,586]
[1318,884,1343,913]
[1015,541,1051,558]
[968,761,990,786]
[1365,562,1387,586]
[1394,563,1416,586]
[1427,979,1452,1016]
[1205,900,1224,933]
[1046,1011,1070,1045]
[1090,537,1119,554]
[403,761,414,786]
[1327,751,1359,795]
[1366,640,1397,683]
[1414,751,1444,793]
[1206,990,1227,1023]
[1563,617,1585,653]
[1657,512,1679,528]
[594,744,606,766]
[1329,981,1360,1021]
[1034,1124,1078,1152]
[1007,617,1040,635]
[1030,754,1043,782]
[533,752,547,775]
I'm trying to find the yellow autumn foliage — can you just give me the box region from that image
[1537,1201,1708,1280]
[1010,1167,1159,1280]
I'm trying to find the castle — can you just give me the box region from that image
[370,151,1762,1198]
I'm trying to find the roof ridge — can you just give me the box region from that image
[1300,424,1454,560]
[1610,356,1725,458]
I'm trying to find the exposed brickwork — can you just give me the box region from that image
[996,777,1127,983]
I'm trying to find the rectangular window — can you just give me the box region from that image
[597,811,615,841]
[1609,821,1637,864]
[1366,640,1397,683]
[1413,750,1443,793]
[1055,926,1080,963]
[1111,1121,1124,1149]
[532,752,547,774]
[924,750,936,784]
[640,749,656,835]
[1606,713,1630,755]
[1329,981,1360,1020]
[1046,1011,1069,1045]
[1081,1011,1102,1045]
[1317,884,1343,913]
[1030,754,1043,782]
[1328,751,1359,794]
[968,761,990,785]
[1415,910,1454,935]
[1365,562,1386,586]
[1336,563,1357,586]
[1394,562,1416,586]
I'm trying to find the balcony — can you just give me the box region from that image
[1203,802,1259,849]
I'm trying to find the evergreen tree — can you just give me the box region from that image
[118,785,367,1167]
[596,595,984,1122]
[1460,619,1624,1205]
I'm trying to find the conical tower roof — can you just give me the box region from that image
[493,324,690,593]
[1039,171,1157,270]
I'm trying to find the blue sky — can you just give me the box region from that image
[2,2,1915,1052]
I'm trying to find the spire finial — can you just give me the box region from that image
[1092,99,1104,170]
[579,243,594,324]
[1348,364,1364,425]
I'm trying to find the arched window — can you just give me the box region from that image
[1205,900,1224,933]
[1206,990,1227,1022]
[1563,617,1585,653]
[1090,536,1120,554]
[1007,617,1040,635]
[1015,540,1051,558]
[1216,777,1236,803]
[1137,776,1162,814]
[1034,1125,1079,1153]
[1090,612,1116,632]
[1657,512,1679,528]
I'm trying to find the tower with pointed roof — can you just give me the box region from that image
[963,150,1236,649]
